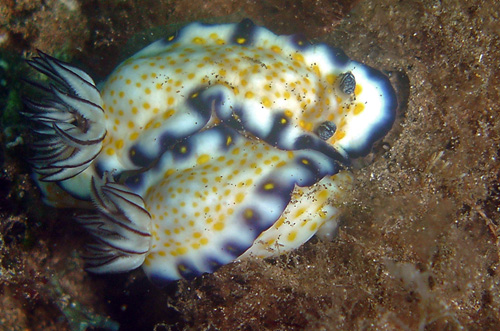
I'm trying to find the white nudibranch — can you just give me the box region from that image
[23,19,397,284]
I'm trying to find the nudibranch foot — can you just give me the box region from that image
[76,173,152,273]
[23,51,106,181]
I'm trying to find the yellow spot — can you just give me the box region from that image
[193,232,202,239]
[354,84,363,95]
[180,146,187,154]
[293,53,305,63]
[163,169,175,178]
[353,103,365,115]
[287,231,297,242]
[311,65,321,76]
[226,135,232,145]
[301,158,309,165]
[125,79,131,84]
[299,120,313,131]
[271,45,281,53]
[245,91,254,99]
[115,139,124,149]
[106,148,115,156]
[143,102,150,109]
[145,88,151,94]
[192,37,206,44]
[261,97,272,108]
[295,207,307,218]
[236,37,246,44]
[244,208,253,219]
[280,117,287,124]
[263,183,274,190]
[200,238,209,245]
[177,247,188,255]
[213,222,225,231]
[187,73,195,79]
[162,109,175,119]
[130,132,139,141]
[334,130,346,141]
[317,190,329,201]
[326,74,336,85]
[267,238,276,246]
[197,154,210,165]
[235,192,245,203]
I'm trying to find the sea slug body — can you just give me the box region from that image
[23,19,397,284]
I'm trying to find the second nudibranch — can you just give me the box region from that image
[23,19,396,284]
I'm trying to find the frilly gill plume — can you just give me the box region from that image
[23,51,106,181]
[75,172,152,273]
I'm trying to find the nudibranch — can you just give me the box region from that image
[23,19,397,284]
